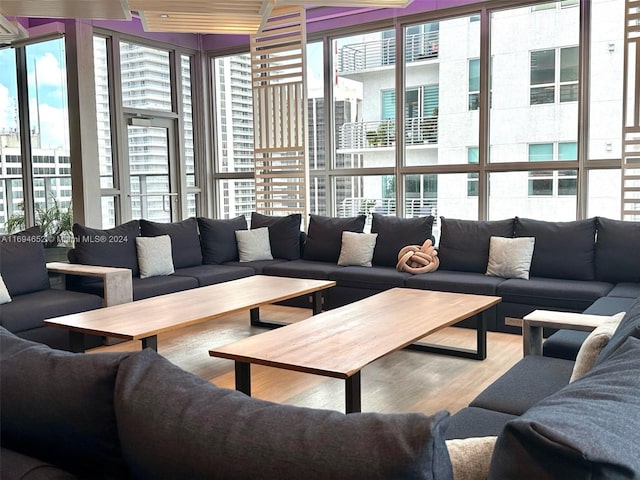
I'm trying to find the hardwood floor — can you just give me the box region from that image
[92,305,524,415]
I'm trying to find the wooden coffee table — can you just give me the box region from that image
[44,276,335,352]
[209,288,501,413]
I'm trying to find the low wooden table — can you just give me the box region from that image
[209,288,501,413]
[44,276,335,352]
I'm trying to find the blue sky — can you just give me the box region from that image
[0,39,69,149]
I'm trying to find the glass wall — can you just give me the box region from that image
[0,38,73,245]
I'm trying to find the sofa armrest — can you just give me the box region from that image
[46,262,133,306]
[519,310,603,357]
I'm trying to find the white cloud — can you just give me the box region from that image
[30,98,69,150]
[28,52,66,88]
[0,83,14,131]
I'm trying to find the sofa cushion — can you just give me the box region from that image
[489,337,640,479]
[514,217,597,281]
[0,226,50,296]
[73,220,140,277]
[496,277,613,311]
[583,295,637,315]
[303,214,366,263]
[406,271,506,296]
[606,282,640,299]
[437,218,514,273]
[469,355,574,416]
[130,275,199,301]
[173,264,254,287]
[0,447,77,480]
[251,212,302,260]
[445,407,516,440]
[329,265,411,290]
[0,289,103,333]
[0,327,129,479]
[371,214,434,267]
[593,298,640,367]
[264,259,345,280]
[222,259,288,274]
[198,216,247,264]
[140,217,202,269]
[115,348,453,480]
[542,330,590,361]
[595,217,640,283]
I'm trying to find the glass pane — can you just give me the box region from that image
[307,41,325,170]
[334,175,395,229]
[0,48,20,234]
[468,147,479,163]
[26,39,73,245]
[187,192,197,218]
[309,176,327,215]
[334,28,394,168]
[405,15,479,167]
[101,196,116,228]
[490,4,579,163]
[212,54,254,174]
[128,125,171,222]
[529,144,553,161]
[489,171,577,220]
[120,41,172,111]
[560,46,578,82]
[558,141,577,160]
[181,55,195,188]
[589,0,624,161]
[530,50,555,85]
[93,36,114,189]
[216,179,255,219]
[559,83,578,102]
[587,169,621,218]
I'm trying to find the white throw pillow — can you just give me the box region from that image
[485,236,535,280]
[235,227,273,262]
[0,274,11,305]
[337,231,378,267]
[446,436,497,480]
[136,235,175,279]
[569,311,626,382]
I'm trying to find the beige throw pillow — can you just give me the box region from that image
[136,235,175,279]
[235,227,273,262]
[446,436,497,480]
[0,274,11,305]
[337,231,378,267]
[485,236,535,280]
[569,311,626,382]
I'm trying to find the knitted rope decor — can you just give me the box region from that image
[396,239,439,274]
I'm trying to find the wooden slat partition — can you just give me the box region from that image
[622,0,640,220]
[251,6,308,223]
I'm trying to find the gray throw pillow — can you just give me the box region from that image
[136,235,175,278]
[337,231,378,267]
[0,274,11,304]
[236,227,274,262]
[485,236,535,280]
[115,349,453,480]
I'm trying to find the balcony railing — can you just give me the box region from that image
[336,197,437,223]
[337,30,439,75]
[337,116,438,151]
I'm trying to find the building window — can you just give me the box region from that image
[467,147,479,197]
[468,58,480,110]
[530,46,578,105]
[532,0,579,11]
[527,142,577,196]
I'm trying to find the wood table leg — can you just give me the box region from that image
[345,372,362,414]
[141,335,158,351]
[235,362,251,396]
[523,321,543,356]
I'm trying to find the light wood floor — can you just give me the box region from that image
[91,305,524,415]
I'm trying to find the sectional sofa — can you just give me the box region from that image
[2,296,639,479]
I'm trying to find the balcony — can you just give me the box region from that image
[337,31,439,75]
[336,197,437,223]
[337,116,438,152]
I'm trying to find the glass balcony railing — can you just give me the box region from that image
[336,197,437,222]
[337,116,438,151]
[337,31,439,75]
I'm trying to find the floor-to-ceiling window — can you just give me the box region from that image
[0,37,73,245]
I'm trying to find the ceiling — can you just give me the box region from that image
[0,0,415,37]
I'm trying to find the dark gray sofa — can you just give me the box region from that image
[446,295,640,478]
[64,214,639,349]
[0,227,104,351]
[0,326,452,480]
